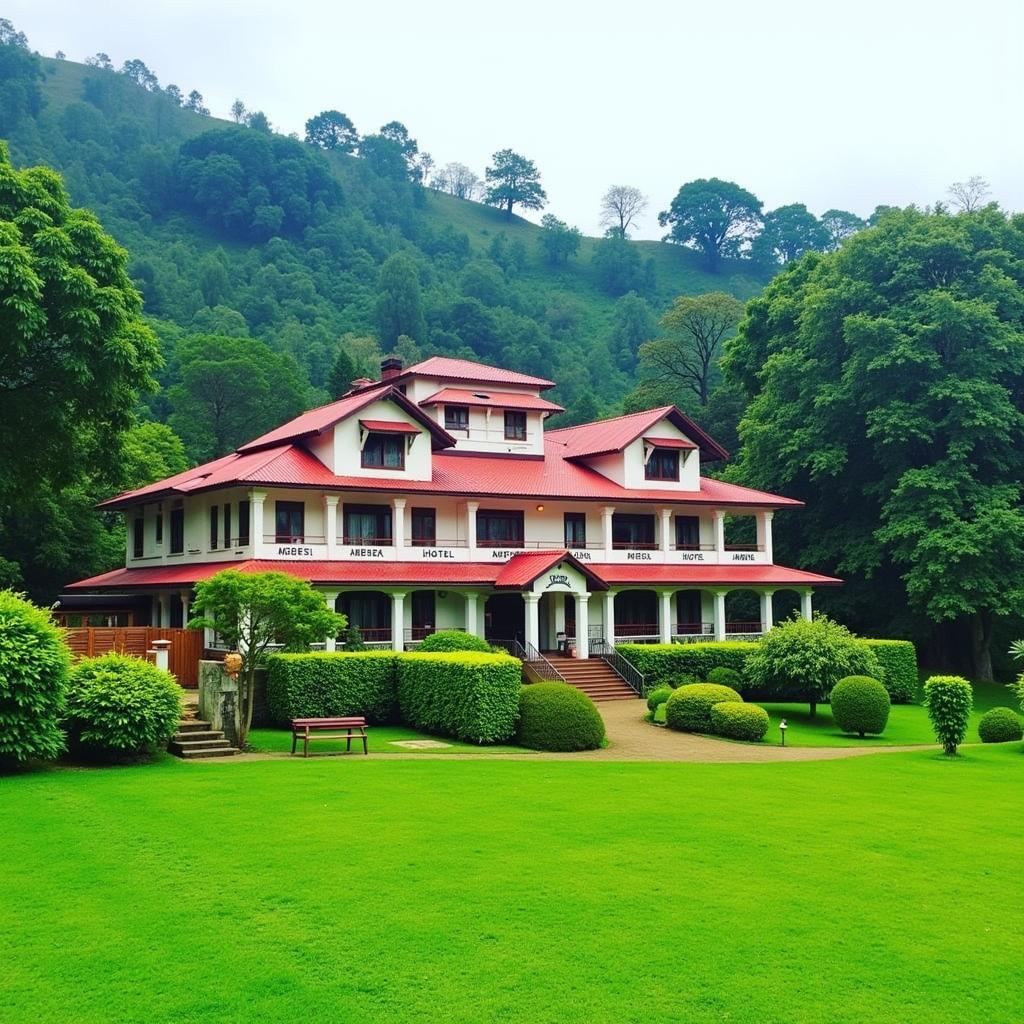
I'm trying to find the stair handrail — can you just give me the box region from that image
[590,637,645,697]
[499,638,565,684]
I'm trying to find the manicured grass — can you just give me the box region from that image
[249,725,526,755]
[2,746,1022,1023]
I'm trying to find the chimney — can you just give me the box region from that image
[380,357,403,382]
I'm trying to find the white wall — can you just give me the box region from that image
[578,416,702,492]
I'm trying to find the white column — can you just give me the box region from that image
[759,590,774,634]
[758,510,774,563]
[323,495,339,557]
[603,590,616,647]
[659,508,673,553]
[250,489,267,557]
[800,588,813,621]
[713,589,727,642]
[393,498,406,556]
[659,589,674,645]
[464,591,480,637]
[179,589,191,626]
[391,591,406,652]
[155,593,166,628]
[575,592,590,659]
[466,501,479,557]
[713,510,726,561]
[524,592,540,653]
[323,591,339,651]
[601,506,615,556]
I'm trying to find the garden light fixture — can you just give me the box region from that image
[779,718,788,746]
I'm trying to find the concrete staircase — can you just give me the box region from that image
[544,654,638,702]
[168,718,239,759]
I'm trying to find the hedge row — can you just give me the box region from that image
[267,651,399,724]
[859,640,918,703]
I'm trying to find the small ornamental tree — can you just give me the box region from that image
[188,571,346,746]
[922,675,973,756]
[746,614,880,717]
[0,590,70,763]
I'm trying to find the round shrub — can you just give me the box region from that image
[517,683,605,752]
[646,685,673,712]
[417,630,492,653]
[668,672,699,689]
[922,675,973,756]
[830,675,891,737]
[707,666,743,691]
[710,701,769,742]
[66,653,182,757]
[0,590,70,763]
[665,683,743,733]
[977,707,1023,744]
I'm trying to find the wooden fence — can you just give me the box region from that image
[63,627,203,687]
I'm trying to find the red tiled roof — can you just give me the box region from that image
[644,435,697,450]
[359,419,421,434]
[399,356,556,390]
[67,560,840,591]
[547,407,729,462]
[419,387,565,413]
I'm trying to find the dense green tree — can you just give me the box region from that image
[327,344,357,398]
[0,19,44,134]
[609,291,656,370]
[751,203,829,264]
[305,109,359,152]
[725,208,1024,679]
[484,149,546,221]
[538,214,581,265]
[120,421,189,487]
[358,132,412,181]
[820,208,866,250]
[592,233,645,296]
[185,90,210,115]
[120,59,159,91]
[376,252,425,347]
[658,178,763,270]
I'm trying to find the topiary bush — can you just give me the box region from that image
[707,666,743,691]
[977,707,1023,744]
[830,675,891,737]
[0,590,70,764]
[646,685,673,712]
[65,653,182,757]
[859,639,918,703]
[266,651,399,724]
[616,642,754,689]
[665,683,743,733]
[922,675,973,756]
[517,683,605,751]
[417,630,492,653]
[709,701,769,742]
[397,651,521,743]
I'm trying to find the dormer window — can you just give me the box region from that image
[645,447,680,481]
[504,411,527,441]
[361,432,405,470]
[444,405,469,432]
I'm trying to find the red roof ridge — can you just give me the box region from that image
[546,406,674,436]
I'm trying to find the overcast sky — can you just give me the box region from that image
[10,0,1023,239]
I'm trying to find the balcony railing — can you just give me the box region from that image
[342,536,394,546]
[265,534,327,545]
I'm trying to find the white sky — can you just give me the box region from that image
[11,0,1024,238]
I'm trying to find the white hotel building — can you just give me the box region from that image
[67,356,839,659]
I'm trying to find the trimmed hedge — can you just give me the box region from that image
[417,630,492,653]
[266,651,399,724]
[646,685,673,712]
[830,675,890,737]
[617,643,755,690]
[978,707,1023,744]
[923,675,973,755]
[398,652,521,744]
[517,683,605,751]
[665,683,743,733]
[861,639,918,703]
[710,701,769,742]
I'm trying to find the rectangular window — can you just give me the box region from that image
[411,591,436,634]
[132,517,144,559]
[675,515,700,549]
[209,506,219,549]
[411,507,436,547]
[155,511,163,544]
[477,509,524,547]
[504,410,527,441]
[645,447,680,481]
[344,503,393,545]
[169,507,184,554]
[444,405,469,432]
[612,513,655,549]
[275,501,305,543]
[564,512,586,547]
[238,500,251,545]
[223,504,232,548]
[361,432,405,470]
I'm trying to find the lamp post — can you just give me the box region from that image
[779,718,788,747]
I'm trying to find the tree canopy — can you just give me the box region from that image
[304,109,359,152]
[484,149,546,220]
[658,178,763,270]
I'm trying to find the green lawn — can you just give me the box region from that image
[249,724,527,755]
[2,746,1022,1023]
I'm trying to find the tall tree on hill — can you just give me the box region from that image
[84,52,114,70]
[751,203,829,265]
[638,292,745,406]
[724,207,1024,680]
[599,185,648,238]
[538,214,582,265]
[658,178,763,271]
[305,110,359,153]
[947,175,991,212]
[432,162,480,199]
[820,209,866,251]
[376,253,425,348]
[230,99,247,124]
[484,150,546,221]
[186,90,210,115]
[120,59,159,91]
[244,109,271,131]
[327,345,357,399]
[610,291,656,370]
[0,19,44,134]
[164,84,184,106]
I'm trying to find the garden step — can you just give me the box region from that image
[176,746,240,759]
[171,729,225,743]
[176,719,213,733]
[170,738,235,753]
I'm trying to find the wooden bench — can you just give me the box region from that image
[290,717,368,757]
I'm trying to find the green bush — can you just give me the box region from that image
[398,652,521,744]
[668,672,700,689]
[266,651,399,724]
[665,683,743,733]
[707,666,743,690]
[830,675,891,737]
[922,675,973,755]
[859,639,918,703]
[417,630,492,653]
[65,653,182,756]
[517,683,605,751]
[709,701,769,742]
[617,642,755,689]
[0,590,70,763]
[977,707,1023,744]
[646,685,673,712]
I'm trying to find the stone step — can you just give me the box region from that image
[171,737,234,752]
[177,746,240,759]
[171,730,225,743]
[176,719,213,733]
